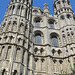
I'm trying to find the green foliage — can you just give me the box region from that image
[71,60,75,73]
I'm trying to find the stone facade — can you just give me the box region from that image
[0,0,75,75]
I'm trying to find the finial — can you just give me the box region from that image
[43,3,49,14]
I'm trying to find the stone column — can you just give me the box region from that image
[65,14,71,25]
[28,55,34,75]
[26,5,30,20]
[17,48,24,75]
[67,45,71,55]
[21,6,27,17]
[69,57,74,69]
[9,20,13,31]
[61,1,64,7]
[8,45,17,75]
[38,58,41,71]
[64,14,68,25]
[23,50,28,75]
[17,5,22,15]
[47,57,53,75]
[3,45,8,59]
[3,21,8,32]
[57,60,59,73]
[73,47,75,54]
[67,45,74,68]
[13,5,17,14]
[64,30,69,44]
[63,47,66,57]
[70,15,74,25]
[29,0,32,5]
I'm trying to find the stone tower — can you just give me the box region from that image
[0,0,75,75]
[32,0,75,75]
[0,0,33,75]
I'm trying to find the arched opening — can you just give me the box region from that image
[51,36,58,47]
[12,21,17,31]
[58,49,62,55]
[6,46,12,59]
[35,33,41,44]
[35,20,40,27]
[34,17,41,27]
[13,70,17,75]
[67,14,71,19]
[9,6,12,15]
[60,15,65,20]
[52,49,56,55]
[49,22,54,29]
[15,47,21,62]
[33,10,38,14]
[17,5,21,15]
[13,5,15,10]
[19,22,24,33]
[50,33,59,47]
[10,36,14,43]
[34,30,44,44]
[48,19,55,29]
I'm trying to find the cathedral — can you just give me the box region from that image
[0,0,75,75]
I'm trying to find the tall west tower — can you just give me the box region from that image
[0,0,33,75]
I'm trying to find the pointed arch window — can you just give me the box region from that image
[35,34,41,44]
[49,22,54,29]
[33,10,38,14]
[51,36,58,47]
[13,5,15,10]
[35,20,40,27]
[60,15,65,20]
[34,17,41,27]
[19,23,24,33]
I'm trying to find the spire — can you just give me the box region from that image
[43,3,49,14]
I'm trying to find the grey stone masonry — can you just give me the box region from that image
[0,0,75,75]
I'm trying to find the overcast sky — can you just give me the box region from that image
[0,0,75,24]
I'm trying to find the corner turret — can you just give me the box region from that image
[53,0,73,15]
[53,0,75,28]
[43,3,49,14]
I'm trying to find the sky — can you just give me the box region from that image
[0,0,75,24]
